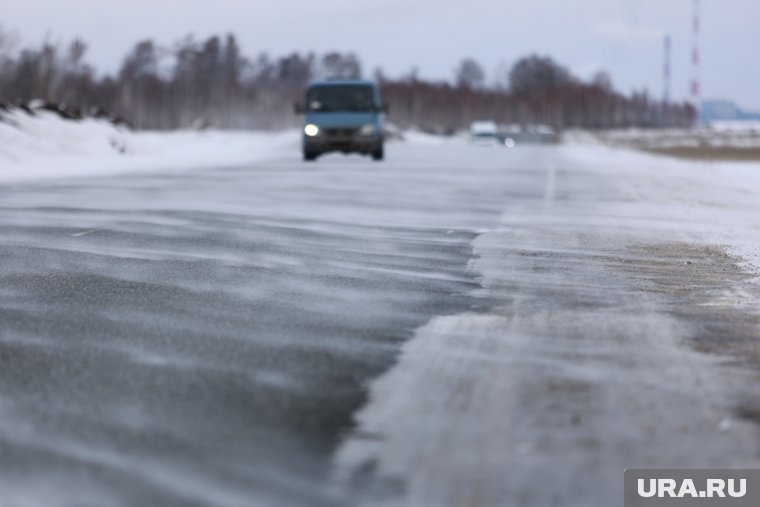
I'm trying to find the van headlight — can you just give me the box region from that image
[359,124,376,136]
[304,124,319,137]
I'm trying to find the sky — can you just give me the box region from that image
[3,0,759,111]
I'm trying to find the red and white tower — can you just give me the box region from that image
[690,0,701,120]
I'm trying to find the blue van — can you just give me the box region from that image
[295,80,387,161]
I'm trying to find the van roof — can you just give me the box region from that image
[308,79,377,88]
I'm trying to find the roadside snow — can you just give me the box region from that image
[0,109,297,183]
[593,125,760,149]
[564,142,760,271]
[711,121,760,132]
[0,110,468,183]
[400,130,458,145]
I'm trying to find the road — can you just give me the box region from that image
[1,141,759,506]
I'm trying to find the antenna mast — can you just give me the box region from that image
[690,0,701,121]
[663,35,671,105]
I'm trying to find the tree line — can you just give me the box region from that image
[0,31,695,130]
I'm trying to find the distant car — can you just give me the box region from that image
[295,80,387,161]
[469,121,500,146]
[470,121,519,147]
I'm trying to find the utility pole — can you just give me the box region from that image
[663,35,672,105]
[690,0,701,121]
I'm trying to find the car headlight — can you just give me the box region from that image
[359,124,376,136]
[304,124,319,137]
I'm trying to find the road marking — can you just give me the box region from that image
[543,163,557,209]
[70,229,97,237]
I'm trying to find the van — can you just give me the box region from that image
[295,80,387,161]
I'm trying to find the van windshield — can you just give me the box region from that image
[306,86,375,113]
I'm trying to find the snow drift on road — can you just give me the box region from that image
[0,108,298,183]
[335,140,760,507]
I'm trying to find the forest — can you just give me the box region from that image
[0,31,696,131]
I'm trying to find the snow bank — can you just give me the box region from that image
[710,121,760,132]
[383,123,464,145]
[0,108,298,183]
[400,129,461,145]
[0,108,469,184]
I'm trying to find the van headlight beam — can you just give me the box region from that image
[304,124,319,137]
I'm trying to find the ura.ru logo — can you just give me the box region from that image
[638,478,746,499]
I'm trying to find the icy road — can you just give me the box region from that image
[2,140,760,506]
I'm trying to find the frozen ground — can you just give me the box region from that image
[1,120,760,506]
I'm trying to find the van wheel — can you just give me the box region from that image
[371,146,384,161]
[303,151,317,162]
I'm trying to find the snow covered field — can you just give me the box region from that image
[593,124,760,150]
[566,141,760,269]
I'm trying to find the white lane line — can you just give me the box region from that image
[543,163,557,209]
[69,229,97,237]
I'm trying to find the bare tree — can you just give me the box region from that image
[317,52,362,80]
[455,58,485,89]
[592,71,613,92]
[0,32,696,130]
[509,55,573,94]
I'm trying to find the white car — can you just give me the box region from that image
[470,121,499,145]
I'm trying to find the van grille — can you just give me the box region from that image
[324,128,358,139]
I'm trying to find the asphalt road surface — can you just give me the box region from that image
[1,142,760,507]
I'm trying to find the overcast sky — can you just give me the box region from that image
[3,0,759,110]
